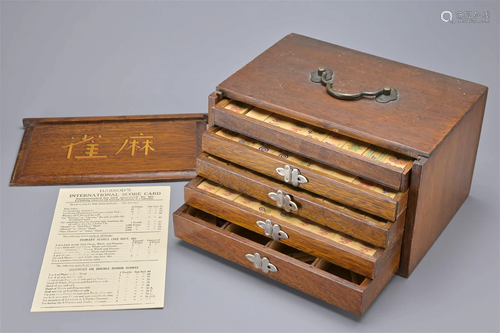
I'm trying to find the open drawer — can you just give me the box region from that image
[202,127,408,221]
[211,99,413,191]
[196,153,405,248]
[184,176,403,279]
[173,204,402,316]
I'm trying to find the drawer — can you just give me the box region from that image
[196,153,405,248]
[211,99,413,191]
[202,127,408,221]
[184,176,402,279]
[173,204,402,316]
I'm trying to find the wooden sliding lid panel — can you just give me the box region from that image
[211,100,411,191]
[216,33,487,159]
[184,176,401,279]
[202,127,408,221]
[173,204,402,316]
[10,114,207,186]
[196,153,405,248]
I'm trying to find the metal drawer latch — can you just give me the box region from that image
[246,253,278,274]
[276,165,308,187]
[310,67,398,103]
[268,190,298,213]
[256,219,289,241]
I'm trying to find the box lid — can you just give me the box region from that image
[217,33,487,158]
[10,114,207,186]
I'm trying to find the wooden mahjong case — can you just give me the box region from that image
[173,33,487,315]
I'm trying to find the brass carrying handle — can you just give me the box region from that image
[310,67,398,103]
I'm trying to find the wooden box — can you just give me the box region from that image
[173,34,487,315]
[8,33,486,316]
[181,34,486,315]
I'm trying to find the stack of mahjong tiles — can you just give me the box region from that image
[196,179,378,256]
[215,127,398,199]
[223,100,413,171]
[202,153,388,224]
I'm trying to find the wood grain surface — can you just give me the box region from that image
[208,91,223,127]
[173,204,402,315]
[183,176,404,279]
[217,33,487,158]
[398,91,487,276]
[211,105,411,191]
[196,152,405,248]
[10,114,207,186]
[202,127,407,221]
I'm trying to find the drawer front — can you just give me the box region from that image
[211,103,412,191]
[173,204,401,316]
[203,128,408,221]
[197,153,405,248]
[184,177,401,279]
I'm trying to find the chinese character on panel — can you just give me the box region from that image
[61,135,107,159]
[115,133,155,156]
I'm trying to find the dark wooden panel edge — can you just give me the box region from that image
[398,91,487,277]
[208,91,223,127]
[395,190,409,219]
[362,246,401,313]
[11,170,197,186]
[10,125,36,185]
[397,156,424,277]
[22,113,208,127]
